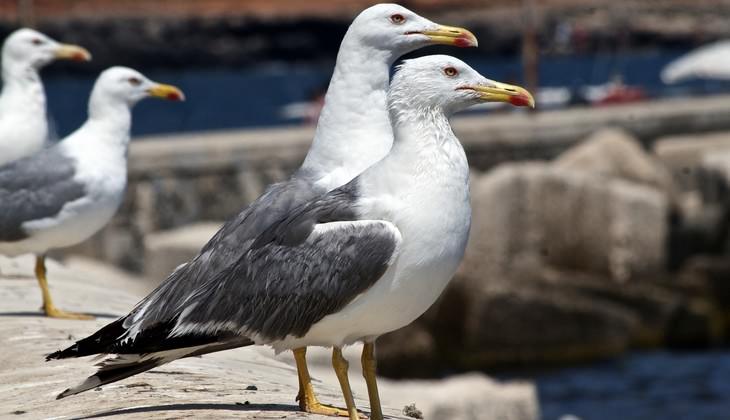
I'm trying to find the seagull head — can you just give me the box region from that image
[2,28,91,71]
[91,66,185,107]
[349,4,477,54]
[389,55,535,117]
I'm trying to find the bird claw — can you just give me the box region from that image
[44,306,94,320]
[299,399,367,418]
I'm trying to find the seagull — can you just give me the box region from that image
[48,56,533,420]
[50,3,476,417]
[0,66,184,320]
[0,28,91,166]
[662,40,730,83]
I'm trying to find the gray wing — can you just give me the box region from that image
[0,147,86,242]
[180,218,400,341]
[112,174,323,323]
[119,182,401,349]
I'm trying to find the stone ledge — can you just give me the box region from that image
[130,94,730,176]
[0,256,538,420]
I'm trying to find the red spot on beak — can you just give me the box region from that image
[71,52,87,62]
[454,36,476,48]
[509,94,533,107]
[166,92,182,101]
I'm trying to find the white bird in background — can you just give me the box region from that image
[43,3,478,418]
[48,56,534,420]
[0,28,91,166]
[0,67,184,320]
[662,40,730,83]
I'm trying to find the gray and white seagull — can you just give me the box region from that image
[0,28,91,166]
[51,3,477,417]
[48,56,534,419]
[0,67,184,319]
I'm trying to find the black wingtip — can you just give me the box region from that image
[45,344,79,361]
[56,389,70,400]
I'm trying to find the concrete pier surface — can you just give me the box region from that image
[0,256,537,420]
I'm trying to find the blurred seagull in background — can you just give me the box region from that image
[0,28,91,166]
[0,67,184,320]
[662,40,730,83]
[46,3,477,417]
[47,57,533,419]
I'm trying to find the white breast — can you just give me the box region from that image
[0,114,47,166]
[277,165,471,351]
[0,84,48,166]
[5,136,128,255]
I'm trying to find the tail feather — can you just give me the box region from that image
[54,337,253,399]
[56,357,162,399]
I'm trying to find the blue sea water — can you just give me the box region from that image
[41,48,730,139]
[528,351,730,420]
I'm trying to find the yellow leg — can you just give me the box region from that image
[294,347,351,417]
[361,342,383,420]
[35,255,93,320]
[332,347,360,420]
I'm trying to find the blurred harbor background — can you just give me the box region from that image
[4,1,730,419]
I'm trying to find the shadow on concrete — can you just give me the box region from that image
[0,311,121,319]
[72,402,298,419]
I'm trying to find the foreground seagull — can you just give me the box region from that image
[49,56,534,419]
[0,67,184,319]
[0,28,91,166]
[44,3,476,417]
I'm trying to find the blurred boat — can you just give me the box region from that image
[662,40,730,83]
[583,77,647,105]
[278,79,652,122]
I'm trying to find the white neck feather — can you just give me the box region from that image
[0,61,46,122]
[61,95,132,162]
[362,105,469,195]
[299,33,396,188]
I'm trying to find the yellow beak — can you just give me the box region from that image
[459,81,535,108]
[416,25,478,48]
[54,44,92,62]
[147,83,185,101]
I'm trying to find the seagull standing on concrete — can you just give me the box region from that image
[49,56,533,420]
[49,3,477,417]
[0,28,91,166]
[0,67,184,319]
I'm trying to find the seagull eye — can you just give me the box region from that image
[390,14,405,24]
[128,77,142,86]
[444,67,458,77]
[31,38,44,46]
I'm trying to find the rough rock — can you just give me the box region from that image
[463,162,668,282]
[652,133,730,266]
[377,161,724,371]
[702,149,730,189]
[378,263,722,372]
[672,255,730,346]
[0,256,538,420]
[143,222,222,285]
[457,273,639,366]
[382,373,538,420]
[653,131,730,188]
[555,127,675,198]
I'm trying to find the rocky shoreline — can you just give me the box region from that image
[377,128,730,376]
